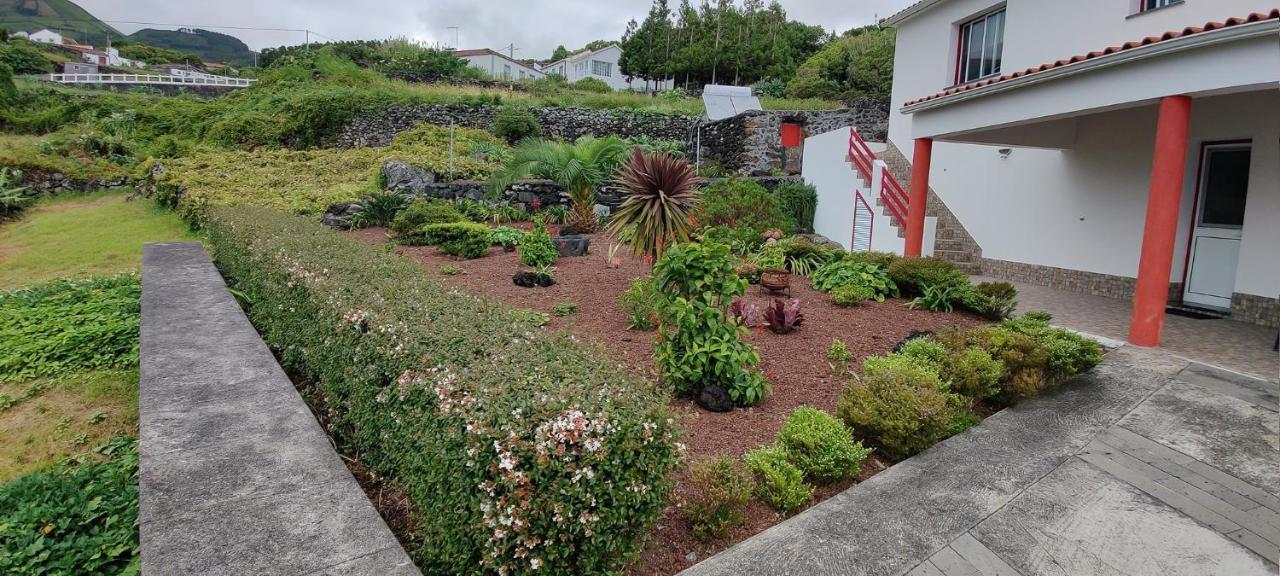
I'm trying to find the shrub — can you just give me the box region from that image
[697,178,792,237]
[390,200,466,236]
[439,265,463,276]
[0,437,139,574]
[942,314,1101,402]
[778,407,871,483]
[573,77,612,93]
[205,208,677,574]
[897,337,1004,400]
[838,356,975,460]
[403,221,491,255]
[909,284,964,313]
[620,276,660,330]
[687,457,755,542]
[843,250,900,269]
[552,302,578,316]
[654,240,768,405]
[957,282,1019,320]
[827,339,851,363]
[730,298,765,328]
[743,445,812,512]
[349,191,412,229]
[887,257,969,296]
[0,274,140,383]
[607,149,700,262]
[519,218,559,269]
[0,167,31,221]
[812,260,897,299]
[830,284,875,307]
[764,298,805,335]
[493,105,542,143]
[773,181,818,232]
[488,226,526,250]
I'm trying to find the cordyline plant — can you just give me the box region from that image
[489,136,628,233]
[606,149,701,263]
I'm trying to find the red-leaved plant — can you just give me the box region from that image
[730,297,765,327]
[764,298,805,334]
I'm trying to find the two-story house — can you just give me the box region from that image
[877,1,1278,346]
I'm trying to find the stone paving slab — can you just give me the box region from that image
[140,242,418,576]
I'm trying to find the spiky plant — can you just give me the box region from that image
[489,136,628,233]
[606,149,701,263]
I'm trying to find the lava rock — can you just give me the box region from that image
[381,159,437,195]
[696,386,734,413]
[891,330,936,353]
[320,202,364,229]
[513,271,557,288]
[555,234,590,257]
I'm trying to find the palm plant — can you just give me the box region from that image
[606,149,701,263]
[489,136,628,233]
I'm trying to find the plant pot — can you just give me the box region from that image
[760,268,791,296]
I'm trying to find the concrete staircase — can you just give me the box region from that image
[877,143,985,274]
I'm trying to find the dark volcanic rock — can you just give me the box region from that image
[513,271,557,288]
[697,386,734,413]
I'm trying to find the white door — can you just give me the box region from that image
[1183,144,1251,310]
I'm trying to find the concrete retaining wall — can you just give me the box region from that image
[139,242,417,575]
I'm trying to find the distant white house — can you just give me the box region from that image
[540,43,671,92]
[29,29,66,45]
[452,49,544,81]
[152,63,219,80]
[12,31,29,39]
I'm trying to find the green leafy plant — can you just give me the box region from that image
[620,275,660,330]
[887,257,969,297]
[773,181,818,232]
[843,250,900,269]
[909,284,961,313]
[696,178,793,237]
[0,437,139,574]
[778,407,871,483]
[573,77,612,93]
[828,338,852,375]
[487,225,526,251]
[491,136,627,233]
[606,149,701,263]
[730,298,765,328]
[0,167,31,221]
[390,200,467,237]
[812,260,897,299]
[961,281,1019,320]
[348,191,412,229]
[654,240,768,405]
[204,207,677,575]
[492,105,542,143]
[830,284,875,306]
[686,457,755,542]
[407,222,492,259]
[438,265,463,276]
[838,356,976,460]
[1,274,140,383]
[764,298,805,335]
[519,217,559,269]
[552,302,579,316]
[743,445,813,513]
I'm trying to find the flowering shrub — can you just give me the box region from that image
[205,207,677,574]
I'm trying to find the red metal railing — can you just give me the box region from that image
[847,128,910,227]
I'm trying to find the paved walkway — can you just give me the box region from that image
[681,346,1280,576]
[973,276,1278,382]
[140,243,418,575]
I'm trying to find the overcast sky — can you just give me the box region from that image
[77,0,907,59]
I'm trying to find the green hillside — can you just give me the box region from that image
[0,0,120,45]
[126,28,255,67]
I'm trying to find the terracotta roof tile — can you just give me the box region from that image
[904,9,1280,108]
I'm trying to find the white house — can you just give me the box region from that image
[452,49,544,81]
[541,43,672,91]
[28,29,65,44]
[807,2,1279,347]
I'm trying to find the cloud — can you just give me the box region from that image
[77,0,904,59]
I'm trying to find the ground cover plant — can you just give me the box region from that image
[206,207,678,574]
[0,437,140,575]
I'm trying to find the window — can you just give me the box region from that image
[1140,0,1181,12]
[503,64,511,79]
[575,61,589,77]
[956,9,1005,84]
[591,60,612,77]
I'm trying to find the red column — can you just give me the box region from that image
[1129,95,1192,347]
[905,138,933,257]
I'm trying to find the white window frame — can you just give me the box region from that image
[955,7,1006,85]
[591,60,612,77]
[1139,0,1182,13]
[574,61,589,78]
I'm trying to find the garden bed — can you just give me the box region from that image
[351,227,988,575]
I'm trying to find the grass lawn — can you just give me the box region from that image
[0,191,194,289]
[0,369,138,482]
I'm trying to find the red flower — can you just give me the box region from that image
[644,254,654,266]
[688,214,698,227]
[530,197,542,211]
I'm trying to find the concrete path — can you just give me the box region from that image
[681,346,1280,576]
[139,242,418,575]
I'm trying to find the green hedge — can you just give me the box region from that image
[205,207,677,574]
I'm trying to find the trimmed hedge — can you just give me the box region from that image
[205,207,677,574]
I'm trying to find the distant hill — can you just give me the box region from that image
[0,0,121,46]
[127,28,255,67]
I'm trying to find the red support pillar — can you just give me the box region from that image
[1129,95,1192,347]
[905,137,933,257]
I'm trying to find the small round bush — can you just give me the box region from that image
[519,218,558,269]
[896,338,948,367]
[493,106,542,144]
[744,445,813,513]
[573,77,612,93]
[391,200,466,237]
[620,275,659,330]
[778,407,872,483]
[696,178,793,236]
[687,457,754,542]
[887,257,969,296]
[830,284,874,307]
[942,347,1004,399]
[842,250,899,269]
[838,360,975,460]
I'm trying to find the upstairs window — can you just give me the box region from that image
[956,8,1005,84]
[591,60,612,77]
[1142,0,1179,11]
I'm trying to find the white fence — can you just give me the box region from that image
[46,73,255,88]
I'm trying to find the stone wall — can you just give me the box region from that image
[333,104,698,148]
[697,98,889,176]
[20,169,130,196]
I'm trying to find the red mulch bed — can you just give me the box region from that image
[351,227,987,575]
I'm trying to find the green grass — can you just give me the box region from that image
[0,191,194,289]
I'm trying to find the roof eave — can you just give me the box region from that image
[882,0,952,27]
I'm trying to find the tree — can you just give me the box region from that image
[786,26,894,101]
[550,45,569,61]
